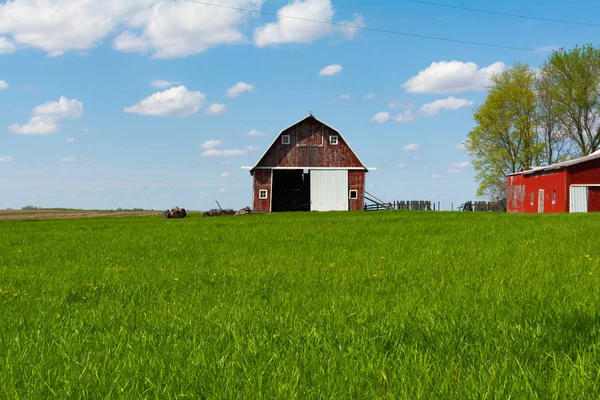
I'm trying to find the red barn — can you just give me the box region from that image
[507,151,600,213]
[249,115,368,213]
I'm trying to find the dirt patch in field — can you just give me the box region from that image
[0,210,160,221]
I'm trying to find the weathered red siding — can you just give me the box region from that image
[507,170,568,213]
[348,171,365,211]
[568,157,600,185]
[253,169,271,213]
[507,154,600,213]
[507,174,526,212]
[254,118,363,169]
[251,115,367,213]
[589,187,600,212]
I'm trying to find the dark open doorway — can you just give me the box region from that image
[272,169,310,212]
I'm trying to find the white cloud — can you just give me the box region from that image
[403,61,505,94]
[253,0,364,47]
[0,0,264,58]
[9,96,82,135]
[226,82,254,98]
[419,97,473,117]
[246,145,260,151]
[388,101,407,108]
[364,93,376,100]
[425,165,431,169]
[451,161,470,168]
[33,96,83,119]
[432,174,442,179]
[0,155,14,163]
[220,172,231,177]
[397,163,407,169]
[0,1,142,56]
[218,188,226,193]
[114,1,264,59]
[59,157,76,162]
[0,80,8,91]
[0,0,363,58]
[66,137,76,143]
[220,160,232,165]
[370,112,390,124]
[82,128,91,134]
[201,140,222,150]
[151,80,176,89]
[246,129,267,136]
[339,93,350,100]
[207,103,227,116]
[201,149,248,157]
[0,36,16,54]
[319,64,342,76]
[455,142,466,150]
[403,143,420,151]
[394,109,415,123]
[9,116,61,135]
[446,169,463,174]
[124,86,205,117]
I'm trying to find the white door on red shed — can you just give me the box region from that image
[310,170,349,211]
[570,186,588,213]
[538,190,544,213]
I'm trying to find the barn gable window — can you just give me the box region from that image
[282,135,291,145]
[259,189,268,199]
[552,190,556,204]
[349,190,358,200]
[330,135,339,145]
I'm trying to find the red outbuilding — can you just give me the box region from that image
[248,115,368,213]
[507,151,600,213]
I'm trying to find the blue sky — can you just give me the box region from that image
[1,0,598,210]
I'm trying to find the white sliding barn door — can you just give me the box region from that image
[570,186,588,213]
[310,170,349,211]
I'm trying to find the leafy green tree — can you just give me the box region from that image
[466,63,540,199]
[535,67,577,165]
[539,45,600,155]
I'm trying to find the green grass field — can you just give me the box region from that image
[1,212,599,398]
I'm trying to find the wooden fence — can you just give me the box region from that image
[363,200,507,212]
[458,200,506,212]
[364,200,433,211]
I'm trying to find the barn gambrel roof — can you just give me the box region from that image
[248,114,368,173]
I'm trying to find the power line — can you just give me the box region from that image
[408,0,600,28]
[183,0,551,54]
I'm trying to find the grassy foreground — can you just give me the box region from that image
[1,211,599,398]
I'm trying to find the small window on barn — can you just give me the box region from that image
[330,135,339,145]
[530,192,534,206]
[282,135,291,145]
[349,190,358,200]
[552,190,556,205]
[259,189,268,200]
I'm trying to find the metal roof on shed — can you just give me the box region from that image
[508,149,600,177]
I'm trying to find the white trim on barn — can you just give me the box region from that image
[251,166,366,170]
